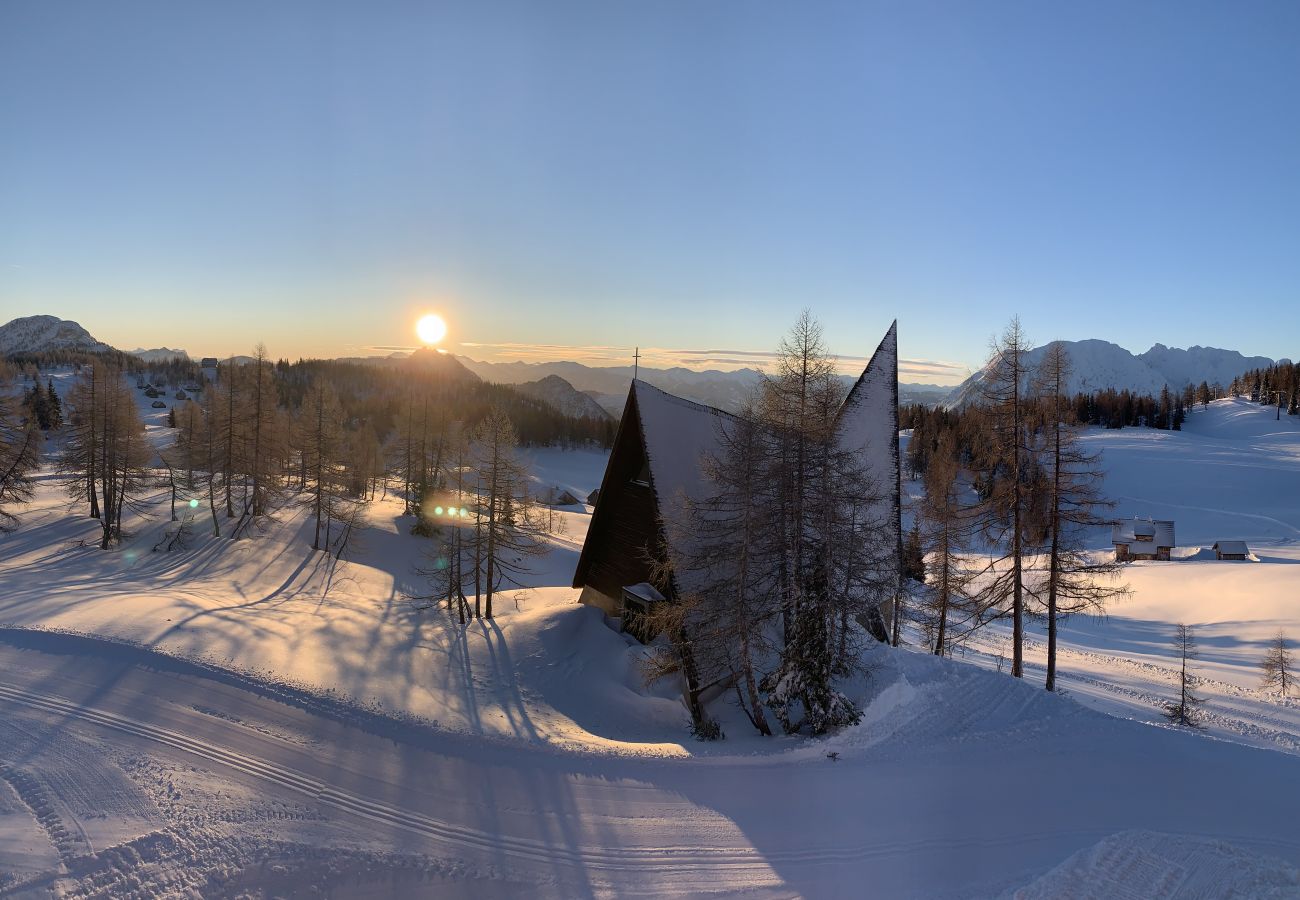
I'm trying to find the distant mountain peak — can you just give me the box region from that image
[517,374,613,421]
[0,315,114,356]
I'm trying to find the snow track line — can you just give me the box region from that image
[0,681,1096,882]
[0,683,775,876]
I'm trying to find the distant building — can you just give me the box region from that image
[1213,540,1250,561]
[200,357,218,369]
[1113,518,1175,561]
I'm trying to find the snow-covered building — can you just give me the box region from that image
[1213,540,1250,561]
[1113,518,1175,561]
[572,322,901,635]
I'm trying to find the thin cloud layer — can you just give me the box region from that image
[454,341,970,383]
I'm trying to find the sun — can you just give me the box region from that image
[416,313,447,346]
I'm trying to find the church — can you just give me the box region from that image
[572,322,902,637]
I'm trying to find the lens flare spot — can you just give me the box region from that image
[434,506,444,516]
[189,498,199,508]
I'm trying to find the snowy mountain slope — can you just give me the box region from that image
[516,374,613,420]
[0,315,114,355]
[1138,342,1279,391]
[945,338,1278,408]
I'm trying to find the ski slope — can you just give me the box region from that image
[1,393,1299,895]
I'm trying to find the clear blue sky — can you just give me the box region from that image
[2,1,1298,383]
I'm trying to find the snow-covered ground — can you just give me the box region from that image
[946,398,1300,758]
[1,393,1298,896]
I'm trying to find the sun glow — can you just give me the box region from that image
[416,313,447,345]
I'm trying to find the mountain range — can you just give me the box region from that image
[944,339,1283,408]
[2,316,1284,414]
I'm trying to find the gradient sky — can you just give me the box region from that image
[3,1,1298,384]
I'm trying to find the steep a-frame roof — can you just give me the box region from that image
[835,320,902,586]
[836,320,899,493]
[571,381,739,591]
[573,323,902,594]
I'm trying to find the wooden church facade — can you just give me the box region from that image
[573,383,680,614]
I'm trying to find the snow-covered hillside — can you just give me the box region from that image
[945,338,1277,408]
[516,374,612,420]
[1,394,1298,895]
[1137,342,1281,392]
[0,315,114,355]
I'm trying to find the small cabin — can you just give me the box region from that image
[1113,518,1175,561]
[1213,540,1250,561]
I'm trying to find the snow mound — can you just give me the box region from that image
[1011,831,1300,899]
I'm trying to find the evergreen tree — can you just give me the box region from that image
[902,521,926,584]
[45,379,62,428]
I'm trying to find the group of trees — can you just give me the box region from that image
[418,408,551,623]
[660,313,896,737]
[57,362,153,548]
[1231,361,1299,417]
[0,344,599,560]
[1165,626,1293,729]
[904,319,1129,689]
[0,363,43,534]
[21,379,62,430]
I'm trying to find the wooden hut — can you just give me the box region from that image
[1112,518,1175,561]
[1213,540,1250,561]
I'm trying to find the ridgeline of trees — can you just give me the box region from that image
[0,346,615,556]
[1231,360,1300,417]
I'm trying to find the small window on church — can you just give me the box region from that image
[631,459,650,487]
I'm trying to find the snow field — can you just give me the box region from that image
[1,391,1299,895]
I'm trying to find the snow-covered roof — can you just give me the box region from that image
[632,379,737,523]
[1112,518,1175,548]
[623,582,667,603]
[1214,540,1249,555]
[837,321,900,555]
[575,323,902,598]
